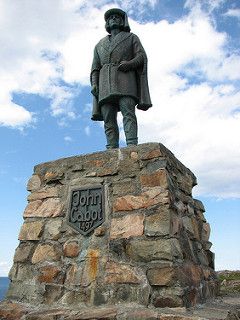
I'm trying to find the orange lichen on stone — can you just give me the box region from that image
[81,250,100,287]
[88,249,99,282]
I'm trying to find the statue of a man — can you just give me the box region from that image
[90,8,152,149]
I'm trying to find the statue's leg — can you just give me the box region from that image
[101,104,119,149]
[119,97,138,146]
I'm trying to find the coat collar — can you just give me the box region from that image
[100,32,132,54]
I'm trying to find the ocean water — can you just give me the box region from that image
[0,277,9,301]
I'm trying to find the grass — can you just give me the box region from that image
[218,271,240,282]
[217,270,240,295]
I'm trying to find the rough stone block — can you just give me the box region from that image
[130,151,138,161]
[14,264,35,283]
[18,221,44,240]
[44,170,64,183]
[105,261,143,284]
[23,200,42,217]
[139,144,162,160]
[193,199,205,212]
[171,214,182,236]
[178,263,202,287]
[0,302,28,320]
[195,210,206,222]
[112,178,136,196]
[110,214,144,239]
[144,210,171,236]
[147,267,175,286]
[6,282,44,303]
[14,242,35,262]
[113,187,169,212]
[27,174,41,191]
[84,154,119,177]
[152,290,183,308]
[191,217,200,240]
[182,216,194,234]
[32,244,62,264]
[94,225,107,237]
[117,153,140,177]
[202,223,211,242]
[24,198,63,218]
[179,236,198,263]
[176,173,195,195]
[140,170,168,188]
[44,284,63,304]
[65,263,83,285]
[43,219,63,240]
[63,241,80,257]
[126,238,182,262]
[27,186,60,201]
[38,265,62,284]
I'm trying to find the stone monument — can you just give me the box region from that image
[0,8,221,319]
[3,143,218,313]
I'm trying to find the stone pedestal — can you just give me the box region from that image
[6,143,218,308]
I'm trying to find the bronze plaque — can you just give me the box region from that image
[68,185,104,235]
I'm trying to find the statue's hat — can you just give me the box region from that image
[104,8,131,33]
[104,8,126,20]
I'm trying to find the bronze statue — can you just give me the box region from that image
[90,8,152,149]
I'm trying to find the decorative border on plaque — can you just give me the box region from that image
[67,185,104,235]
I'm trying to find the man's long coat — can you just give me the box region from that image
[91,31,152,120]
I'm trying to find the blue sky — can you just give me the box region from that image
[0,0,240,276]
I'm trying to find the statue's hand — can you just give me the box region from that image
[118,61,130,72]
[91,85,99,97]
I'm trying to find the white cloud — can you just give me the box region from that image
[131,4,240,198]
[184,0,225,13]
[0,103,33,128]
[224,8,240,19]
[0,0,160,129]
[0,261,11,277]
[64,136,73,142]
[84,126,91,136]
[0,1,240,198]
[0,0,94,128]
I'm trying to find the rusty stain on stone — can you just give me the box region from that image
[88,249,99,282]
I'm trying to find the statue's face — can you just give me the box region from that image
[108,14,123,30]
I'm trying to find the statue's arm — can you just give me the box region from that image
[91,71,99,97]
[90,47,101,97]
[118,34,145,72]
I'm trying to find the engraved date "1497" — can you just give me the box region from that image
[70,207,103,232]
